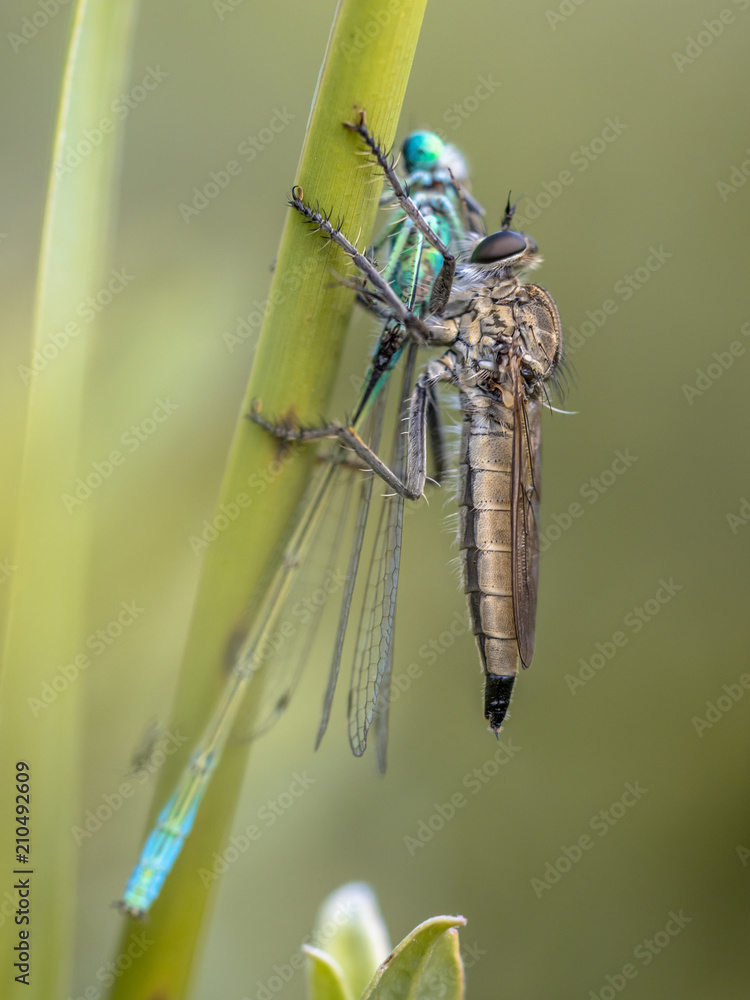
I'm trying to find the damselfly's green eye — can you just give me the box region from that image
[402,131,444,172]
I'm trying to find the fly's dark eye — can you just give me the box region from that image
[470,230,528,264]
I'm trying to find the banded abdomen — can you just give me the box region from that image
[458,401,518,731]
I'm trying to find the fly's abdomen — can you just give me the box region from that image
[458,409,517,731]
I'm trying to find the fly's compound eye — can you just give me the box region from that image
[470,230,532,265]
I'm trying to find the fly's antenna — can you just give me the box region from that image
[502,192,519,230]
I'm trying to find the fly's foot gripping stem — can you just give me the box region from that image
[248,400,344,444]
[343,110,392,172]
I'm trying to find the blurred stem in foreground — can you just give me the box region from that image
[111,1,428,997]
[303,883,466,1000]
[0,2,139,998]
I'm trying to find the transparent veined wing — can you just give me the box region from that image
[346,343,416,758]
[235,389,390,744]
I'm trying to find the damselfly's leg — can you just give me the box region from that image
[343,111,456,314]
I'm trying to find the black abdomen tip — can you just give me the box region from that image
[484,675,515,732]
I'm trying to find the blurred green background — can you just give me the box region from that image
[2,0,749,997]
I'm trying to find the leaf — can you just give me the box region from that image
[361,915,467,1000]
[303,945,355,1000]
[410,929,465,1000]
[313,882,391,999]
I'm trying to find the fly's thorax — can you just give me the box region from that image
[515,282,563,390]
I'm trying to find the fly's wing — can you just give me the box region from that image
[346,344,416,759]
[511,373,542,670]
[510,282,563,668]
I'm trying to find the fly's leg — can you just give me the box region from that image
[250,404,423,500]
[250,357,451,501]
[343,111,456,314]
[425,380,448,485]
[289,187,430,345]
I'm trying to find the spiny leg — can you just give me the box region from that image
[425,380,449,485]
[343,111,456,314]
[289,187,430,345]
[249,368,435,503]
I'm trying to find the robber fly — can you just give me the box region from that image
[257,193,564,734]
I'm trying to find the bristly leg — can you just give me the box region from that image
[288,187,430,344]
[343,111,456,313]
[248,398,426,503]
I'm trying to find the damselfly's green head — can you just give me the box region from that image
[402,130,469,182]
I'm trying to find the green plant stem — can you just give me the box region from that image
[111,1,428,996]
[0,2,139,997]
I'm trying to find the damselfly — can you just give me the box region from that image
[117,117,480,917]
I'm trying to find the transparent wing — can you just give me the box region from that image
[370,615,394,775]
[346,344,415,757]
[238,386,391,744]
[315,388,388,748]
[511,372,542,669]
[237,456,353,742]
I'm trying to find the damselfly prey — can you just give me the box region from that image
[118,116,481,917]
